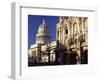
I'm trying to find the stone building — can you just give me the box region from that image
[56,16,88,64]
[28,20,57,64]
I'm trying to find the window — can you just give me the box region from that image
[69,37,74,45]
[57,31,59,38]
[84,18,88,32]
[65,29,68,34]
[73,22,78,34]
[74,38,77,44]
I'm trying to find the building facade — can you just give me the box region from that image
[56,16,88,64]
[28,20,57,65]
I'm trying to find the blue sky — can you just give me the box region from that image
[28,15,59,48]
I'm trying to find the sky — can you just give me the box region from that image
[28,15,59,48]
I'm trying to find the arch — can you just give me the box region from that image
[79,18,82,33]
[79,17,82,23]
[73,22,78,34]
[65,27,68,35]
[83,18,88,42]
[83,18,88,32]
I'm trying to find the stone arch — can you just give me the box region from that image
[73,22,78,34]
[64,26,68,35]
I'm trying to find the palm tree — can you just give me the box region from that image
[46,44,51,64]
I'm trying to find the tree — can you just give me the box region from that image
[46,44,52,64]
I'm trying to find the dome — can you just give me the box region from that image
[36,20,51,44]
[37,20,50,37]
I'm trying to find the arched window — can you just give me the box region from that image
[70,26,73,35]
[83,18,88,32]
[69,36,74,45]
[79,18,82,33]
[73,22,78,44]
[65,29,68,34]
[73,22,78,34]
[83,18,88,42]
[75,38,77,44]
[57,31,59,38]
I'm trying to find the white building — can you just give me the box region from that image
[28,20,57,63]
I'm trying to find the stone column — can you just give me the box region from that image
[36,47,38,63]
[59,28,61,43]
[62,27,65,44]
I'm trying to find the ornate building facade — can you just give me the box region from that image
[56,16,88,64]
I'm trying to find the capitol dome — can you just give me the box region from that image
[37,20,50,36]
[36,20,51,44]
